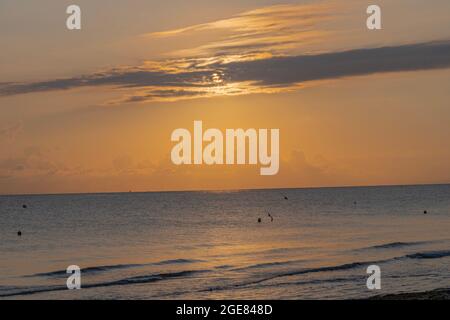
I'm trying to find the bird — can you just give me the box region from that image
[257,218,262,223]
[22,204,27,209]
[17,231,22,237]
[284,196,288,200]
[424,210,428,214]
[267,212,274,222]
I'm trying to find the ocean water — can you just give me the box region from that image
[0,184,449,300]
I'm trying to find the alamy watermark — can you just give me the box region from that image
[171,121,279,176]
[66,5,81,30]
[366,265,381,290]
[367,5,382,30]
[66,265,81,290]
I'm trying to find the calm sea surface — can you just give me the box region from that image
[1,185,449,299]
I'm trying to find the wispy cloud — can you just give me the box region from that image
[147,3,332,57]
[1,41,450,104]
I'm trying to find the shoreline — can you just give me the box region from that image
[370,287,450,300]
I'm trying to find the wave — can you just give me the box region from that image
[231,260,298,271]
[208,246,306,259]
[150,248,450,298]
[153,276,357,299]
[214,264,234,269]
[205,249,450,293]
[13,248,450,298]
[153,258,203,265]
[27,258,202,278]
[367,241,428,249]
[28,263,145,278]
[213,249,450,291]
[407,249,450,259]
[1,269,209,298]
[200,258,394,294]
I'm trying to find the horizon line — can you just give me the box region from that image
[1,182,449,197]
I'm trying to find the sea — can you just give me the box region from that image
[0,184,449,299]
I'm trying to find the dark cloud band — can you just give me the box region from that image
[1,41,449,101]
[224,41,450,85]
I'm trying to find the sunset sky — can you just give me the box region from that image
[1,0,450,194]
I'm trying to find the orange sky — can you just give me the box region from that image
[1,0,450,194]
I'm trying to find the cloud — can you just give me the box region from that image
[0,121,23,141]
[224,41,450,85]
[1,41,450,104]
[147,3,332,56]
[1,3,450,105]
[0,146,78,178]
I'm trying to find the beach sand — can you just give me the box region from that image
[371,288,450,300]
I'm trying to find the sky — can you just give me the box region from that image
[0,0,449,194]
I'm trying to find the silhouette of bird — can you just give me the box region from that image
[257,218,262,223]
[284,196,288,200]
[17,231,22,237]
[424,210,428,214]
[22,204,27,209]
